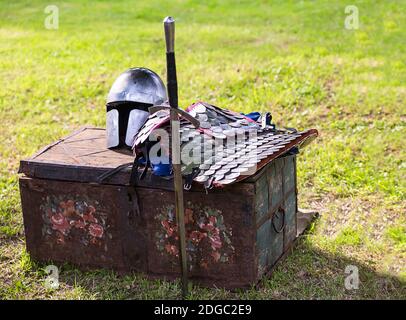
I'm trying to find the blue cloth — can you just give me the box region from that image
[243,112,261,121]
[152,163,172,176]
[137,157,172,176]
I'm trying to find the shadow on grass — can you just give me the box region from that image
[1,212,404,300]
[254,239,406,300]
[24,236,404,300]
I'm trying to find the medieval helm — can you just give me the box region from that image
[106,67,167,148]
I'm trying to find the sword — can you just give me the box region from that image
[163,16,188,298]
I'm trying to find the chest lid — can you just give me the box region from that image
[19,126,313,192]
[17,127,261,190]
[18,127,137,185]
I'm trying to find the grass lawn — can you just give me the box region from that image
[0,0,405,299]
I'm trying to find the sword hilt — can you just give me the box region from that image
[148,105,200,129]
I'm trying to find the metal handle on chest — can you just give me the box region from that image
[272,206,286,233]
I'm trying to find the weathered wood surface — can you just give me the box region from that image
[254,155,297,279]
[18,128,308,289]
[19,177,147,272]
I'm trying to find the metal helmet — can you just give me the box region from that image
[106,67,167,148]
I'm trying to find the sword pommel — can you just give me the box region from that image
[163,16,175,53]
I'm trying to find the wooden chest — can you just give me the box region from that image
[19,127,311,289]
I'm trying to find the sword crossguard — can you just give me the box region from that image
[149,105,200,129]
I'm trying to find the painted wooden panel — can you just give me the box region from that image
[284,191,297,251]
[139,187,257,288]
[256,219,271,277]
[269,209,284,267]
[19,177,146,271]
[255,173,269,222]
[283,155,295,193]
[255,155,297,275]
[269,159,283,212]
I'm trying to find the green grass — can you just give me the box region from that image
[0,0,405,299]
